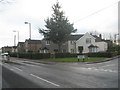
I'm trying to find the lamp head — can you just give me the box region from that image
[24,22,28,24]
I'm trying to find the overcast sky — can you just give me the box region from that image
[0,0,119,48]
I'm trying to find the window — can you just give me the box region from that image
[86,38,91,44]
[71,49,75,53]
[46,40,50,45]
[62,49,66,53]
[89,47,97,53]
[70,40,74,44]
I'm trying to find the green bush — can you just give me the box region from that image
[10,52,50,59]
[84,52,118,58]
[31,53,50,59]
[9,53,17,57]
[55,53,78,58]
[10,52,119,59]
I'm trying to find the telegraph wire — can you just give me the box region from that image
[74,1,119,23]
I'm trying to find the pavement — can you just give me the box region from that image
[0,55,119,88]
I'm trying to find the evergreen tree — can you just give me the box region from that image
[39,1,77,53]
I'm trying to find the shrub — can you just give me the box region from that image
[9,52,50,59]
[55,53,78,58]
[9,53,17,57]
[84,52,118,58]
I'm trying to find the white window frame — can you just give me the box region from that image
[86,38,91,44]
[46,40,50,45]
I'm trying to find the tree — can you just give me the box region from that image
[39,1,77,53]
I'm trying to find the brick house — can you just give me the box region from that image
[2,46,13,53]
[40,39,68,54]
[17,42,25,53]
[24,39,43,52]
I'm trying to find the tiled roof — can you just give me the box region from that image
[68,34,107,42]
[18,42,24,45]
[68,34,84,40]
[25,39,42,44]
[92,35,105,42]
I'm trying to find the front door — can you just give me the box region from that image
[78,46,83,54]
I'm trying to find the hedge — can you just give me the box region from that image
[9,53,17,57]
[10,52,50,59]
[84,52,118,58]
[10,52,118,59]
[54,53,78,58]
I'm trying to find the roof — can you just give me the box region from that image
[12,46,17,48]
[18,42,24,44]
[25,39,42,44]
[2,46,12,48]
[88,44,98,48]
[42,34,109,43]
[68,34,84,40]
[68,34,103,42]
[17,42,24,46]
[92,35,105,42]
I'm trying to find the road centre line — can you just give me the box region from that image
[30,74,60,87]
[13,67,23,72]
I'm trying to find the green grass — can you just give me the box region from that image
[41,57,107,62]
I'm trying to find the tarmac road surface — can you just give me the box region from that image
[0,56,118,89]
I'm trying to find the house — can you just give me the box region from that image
[74,33,108,53]
[41,33,108,54]
[17,42,25,52]
[24,39,43,52]
[2,46,13,53]
[41,39,68,54]
[12,46,17,53]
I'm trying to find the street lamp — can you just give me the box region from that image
[24,22,32,53]
[13,30,19,44]
[24,22,31,40]
[114,33,119,44]
[14,35,16,46]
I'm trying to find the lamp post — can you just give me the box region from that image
[24,22,31,40]
[24,22,32,53]
[14,35,16,46]
[13,30,19,44]
[114,33,119,44]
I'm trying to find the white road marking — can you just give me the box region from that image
[30,74,60,87]
[74,67,117,73]
[24,64,35,67]
[87,68,92,70]
[13,67,23,72]
[23,61,45,66]
[101,64,115,68]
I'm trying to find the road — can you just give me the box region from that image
[0,56,118,89]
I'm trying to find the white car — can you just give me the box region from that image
[1,53,10,62]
